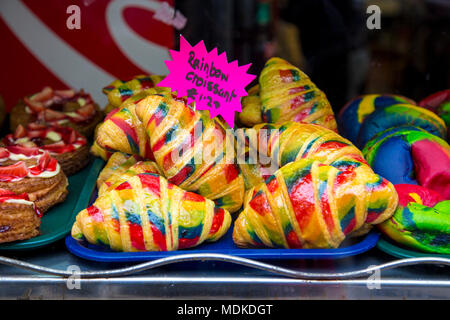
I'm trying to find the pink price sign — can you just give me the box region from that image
[158,35,256,127]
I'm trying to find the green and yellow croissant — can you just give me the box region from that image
[239,57,337,131]
[72,172,232,252]
[135,94,245,213]
[233,159,398,249]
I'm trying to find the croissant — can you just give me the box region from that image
[233,159,398,249]
[239,57,337,131]
[102,75,169,113]
[97,153,161,195]
[72,173,232,251]
[135,94,245,213]
[237,121,368,189]
[95,92,156,160]
[96,152,142,191]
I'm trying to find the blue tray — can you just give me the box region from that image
[65,158,380,262]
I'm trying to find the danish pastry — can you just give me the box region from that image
[10,87,103,137]
[2,124,89,176]
[0,146,68,212]
[72,173,231,252]
[0,188,41,243]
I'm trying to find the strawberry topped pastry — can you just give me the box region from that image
[0,188,41,243]
[10,87,104,137]
[2,124,90,176]
[0,145,68,213]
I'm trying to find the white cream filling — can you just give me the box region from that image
[4,198,34,206]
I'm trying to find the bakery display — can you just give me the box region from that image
[337,94,416,143]
[0,188,41,243]
[0,146,68,213]
[378,184,449,254]
[233,158,397,249]
[102,74,169,114]
[239,57,337,131]
[362,126,450,199]
[71,173,232,252]
[2,124,90,176]
[10,87,103,137]
[135,94,245,213]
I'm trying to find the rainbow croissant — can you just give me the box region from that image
[239,57,337,131]
[233,159,398,249]
[135,94,245,213]
[72,172,231,252]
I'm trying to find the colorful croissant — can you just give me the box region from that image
[135,94,245,213]
[239,57,337,131]
[102,75,169,113]
[238,121,368,189]
[233,159,398,249]
[72,173,231,252]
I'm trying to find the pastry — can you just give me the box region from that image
[239,57,337,131]
[96,152,161,194]
[0,146,68,212]
[233,159,397,249]
[362,126,450,199]
[378,184,449,254]
[10,87,103,137]
[419,89,450,139]
[0,95,5,130]
[0,188,41,243]
[71,173,232,252]
[2,123,89,176]
[95,92,156,160]
[102,75,169,114]
[337,94,416,143]
[98,161,161,196]
[356,103,447,148]
[135,94,245,213]
[237,121,369,189]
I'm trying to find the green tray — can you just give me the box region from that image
[377,238,450,259]
[0,158,104,251]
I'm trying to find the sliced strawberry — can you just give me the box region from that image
[54,89,75,98]
[68,130,78,144]
[76,103,95,118]
[14,125,27,139]
[7,145,41,157]
[24,97,45,113]
[27,129,45,139]
[0,162,29,181]
[0,148,10,159]
[69,112,88,123]
[0,188,16,197]
[44,109,67,121]
[31,87,54,102]
[38,151,51,170]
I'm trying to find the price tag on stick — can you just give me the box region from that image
[158,35,256,127]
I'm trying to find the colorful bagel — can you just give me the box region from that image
[362,127,450,199]
[378,184,449,255]
[356,103,447,148]
[239,57,337,131]
[419,89,450,138]
[337,94,415,143]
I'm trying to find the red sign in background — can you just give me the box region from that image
[0,0,174,111]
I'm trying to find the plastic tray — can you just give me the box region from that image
[0,158,104,251]
[377,238,450,259]
[65,157,381,261]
